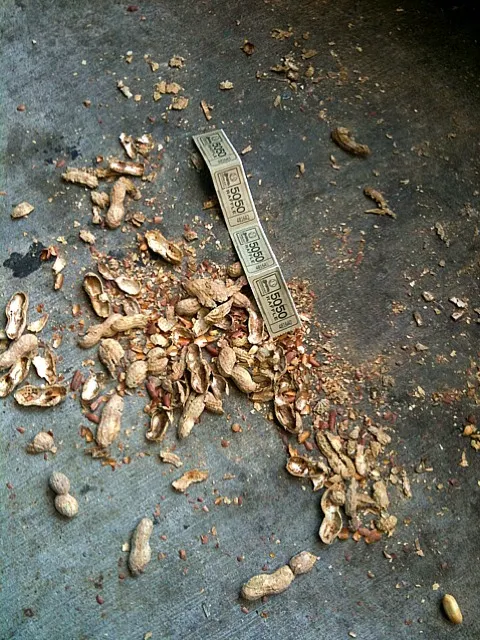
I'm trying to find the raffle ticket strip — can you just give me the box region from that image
[193,129,301,338]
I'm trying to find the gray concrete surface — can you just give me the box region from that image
[1,0,480,638]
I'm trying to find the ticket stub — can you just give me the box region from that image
[193,130,301,337]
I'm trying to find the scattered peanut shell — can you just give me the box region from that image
[186,343,210,394]
[115,276,141,296]
[175,298,202,317]
[96,393,124,447]
[230,365,257,394]
[145,230,183,265]
[91,190,110,208]
[319,485,344,545]
[331,127,371,157]
[442,594,463,624]
[172,469,209,492]
[14,384,66,407]
[81,372,102,401]
[146,407,170,442]
[27,431,56,454]
[11,202,34,219]
[5,291,29,340]
[204,299,233,326]
[126,360,148,388]
[217,345,236,377]
[204,391,224,414]
[0,356,31,397]
[62,168,98,189]
[227,262,243,278]
[286,455,323,478]
[78,313,148,349]
[289,551,318,576]
[247,308,264,344]
[159,450,183,467]
[49,471,70,495]
[241,565,295,601]
[128,517,153,575]
[105,176,140,229]
[98,338,125,377]
[275,396,302,433]
[83,273,111,318]
[178,393,206,439]
[119,132,136,159]
[26,314,49,333]
[32,348,57,385]
[146,349,168,375]
[109,159,145,177]
[54,494,79,518]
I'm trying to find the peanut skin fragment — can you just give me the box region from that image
[241,565,295,601]
[128,517,153,575]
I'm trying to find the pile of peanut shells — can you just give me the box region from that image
[1,132,411,546]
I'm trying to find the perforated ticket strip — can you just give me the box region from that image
[193,130,301,338]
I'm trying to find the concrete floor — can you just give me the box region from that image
[1,0,480,638]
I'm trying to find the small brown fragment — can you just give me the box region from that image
[241,41,255,56]
[172,469,209,492]
[331,127,371,157]
[129,518,153,575]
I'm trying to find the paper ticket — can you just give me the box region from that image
[193,130,301,337]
